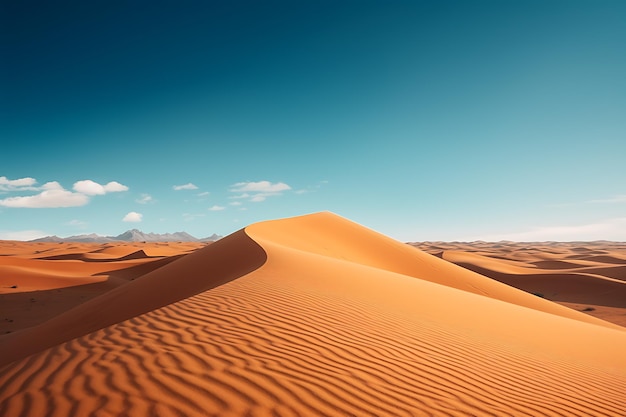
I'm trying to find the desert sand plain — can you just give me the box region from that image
[1,212,625,416]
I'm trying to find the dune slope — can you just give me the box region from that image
[411,241,626,326]
[0,230,266,366]
[1,212,625,416]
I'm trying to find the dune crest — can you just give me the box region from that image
[0,230,266,366]
[248,212,623,329]
[1,212,625,416]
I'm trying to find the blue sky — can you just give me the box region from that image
[2,0,625,241]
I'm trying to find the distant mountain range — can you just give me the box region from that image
[30,229,222,243]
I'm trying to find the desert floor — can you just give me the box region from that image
[1,212,625,416]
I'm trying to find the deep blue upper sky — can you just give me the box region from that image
[2,1,625,241]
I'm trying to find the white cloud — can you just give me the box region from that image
[73,180,128,195]
[0,176,37,187]
[0,230,49,241]
[104,181,129,192]
[208,205,225,211]
[136,193,154,204]
[122,212,143,222]
[464,218,626,242]
[0,187,89,208]
[0,178,128,208]
[249,193,279,202]
[173,183,198,191]
[42,181,64,190]
[229,181,291,202]
[0,176,37,191]
[229,201,242,206]
[73,180,106,195]
[197,191,210,197]
[230,181,291,193]
[230,191,277,202]
[229,193,250,200]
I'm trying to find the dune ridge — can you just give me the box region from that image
[1,212,625,416]
[0,230,266,366]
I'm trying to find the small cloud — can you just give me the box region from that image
[73,180,105,195]
[0,176,38,191]
[136,194,154,204]
[229,201,242,206]
[250,194,275,202]
[0,229,49,241]
[208,205,225,211]
[73,180,128,195]
[197,191,210,197]
[229,181,291,203]
[230,181,291,193]
[173,183,198,191]
[229,193,250,200]
[104,181,129,192]
[0,187,89,208]
[42,181,64,190]
[122,211,143,222]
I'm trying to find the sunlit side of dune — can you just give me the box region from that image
[1,212,625,416]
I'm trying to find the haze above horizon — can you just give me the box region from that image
[2,1,625,242]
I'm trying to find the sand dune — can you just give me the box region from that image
[0,231,263,365]
[0,241,206,335]
[1,212,625,416]
[412,240,626,326]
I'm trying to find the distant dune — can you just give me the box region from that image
[412,240,626,327]
[1,212,625,416]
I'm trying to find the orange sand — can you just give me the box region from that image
[1,212,625,416]
[412,240,626,327]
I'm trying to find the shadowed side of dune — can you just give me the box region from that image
[0,229,266,367]
[443,253,626,308]
[37,249,154,262]
[0,255,192,335]
[93,254,188,281]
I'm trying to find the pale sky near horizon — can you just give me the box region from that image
[2,1,625,242]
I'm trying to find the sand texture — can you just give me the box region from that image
[1,212,625,416]
[412,240,626,327]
